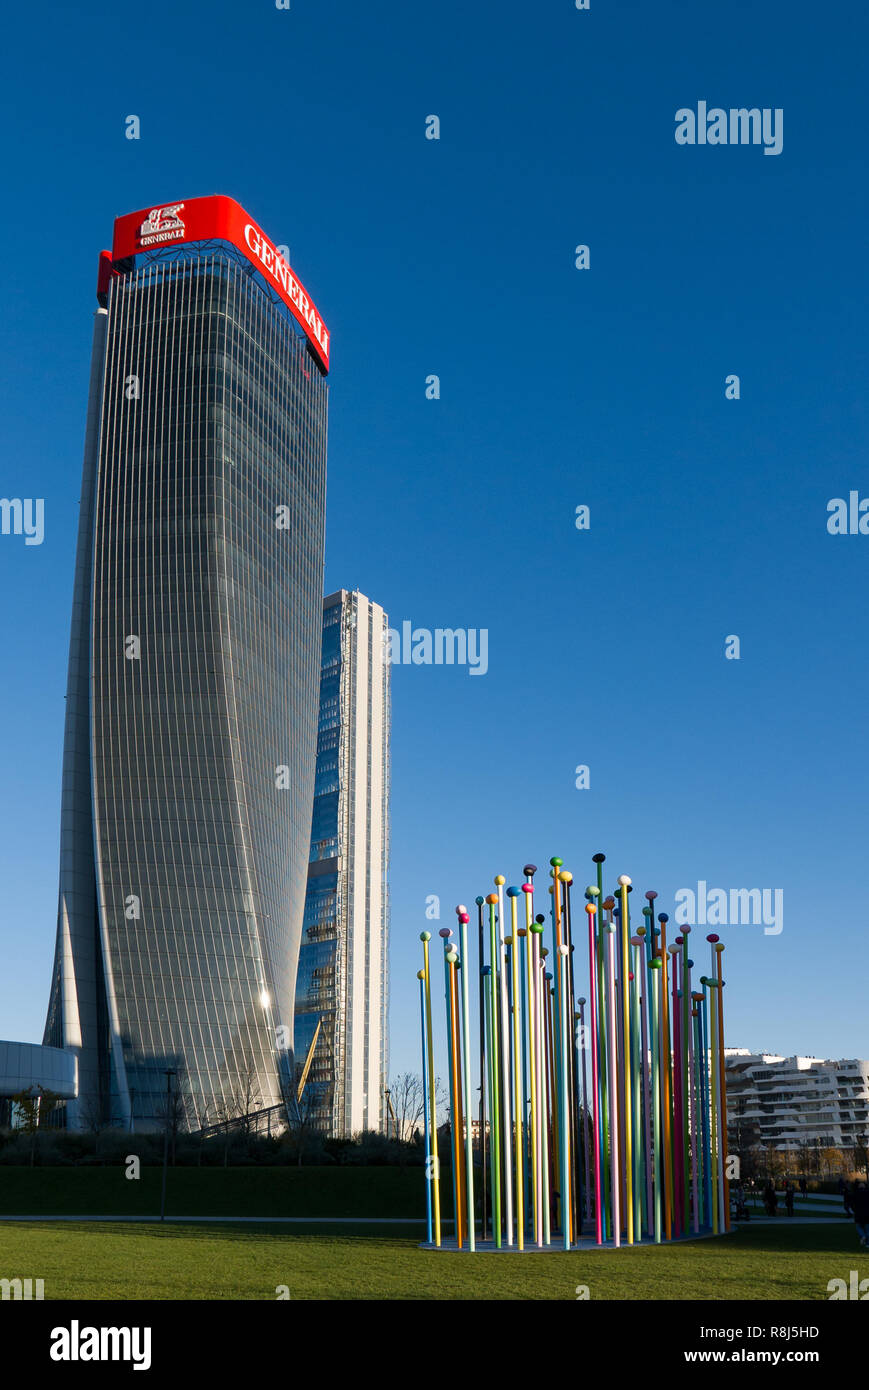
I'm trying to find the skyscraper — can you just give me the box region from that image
[294,591,390,1136]
[44,196,329,1131]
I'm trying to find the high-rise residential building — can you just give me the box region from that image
[44,195,330,1131]
[294,591,390,1136]
[725,1050,869,1152]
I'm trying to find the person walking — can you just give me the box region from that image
[785,1183,795,1217]
[799,1176,808,1199]
[852,1181,869,1247]
[763,1180,777,1217]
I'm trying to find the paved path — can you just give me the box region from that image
[736,1216,850,1225]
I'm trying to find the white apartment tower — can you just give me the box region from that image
[725,1050,869,1153]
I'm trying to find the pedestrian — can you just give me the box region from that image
[763,1180,777,1217]
[844,1182,854,1218]
[799,1176,807,1199]
[852,1181,869,1248]
[785,1184,794,1217]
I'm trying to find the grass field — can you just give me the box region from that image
[0,1219,865,1300]
[0,1165,430,1219]
[0,1169,860,1299]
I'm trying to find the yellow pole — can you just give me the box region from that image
[421,932,441,1246]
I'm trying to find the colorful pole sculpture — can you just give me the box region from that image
[419,849,736,1252]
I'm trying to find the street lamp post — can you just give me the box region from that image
[160,1069,177,1223]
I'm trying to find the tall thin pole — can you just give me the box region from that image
[418,971,433,1244]
[578,995,591,1225]
[714,940,730,1230]
[476,896,487,1242]
[421,932,441,1246]
[495,875,514,1245]
[441,932,462,1247]
[707,966,720,1235]
[457,906,476,1250]
[680,928,692,1233]
[561,871,580,1240]
[658,915,674,1240]
[670,942,683,1238]
[617,876,634,1244]
[605,922,620,1247]
[507,887,524,1249]
[585,896,602,1244]
[649,957,663,1243]
[523,872,540,1244]
[485,895,502,1247]
[593,855,609,1239]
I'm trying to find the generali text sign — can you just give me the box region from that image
[112,195,330,373]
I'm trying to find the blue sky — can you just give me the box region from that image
[0,1,866,1083]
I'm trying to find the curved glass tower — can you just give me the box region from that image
[45,199,328,1131]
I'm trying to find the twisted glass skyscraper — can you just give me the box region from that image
[44,197,329,1130]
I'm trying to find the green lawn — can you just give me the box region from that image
[0,1165,431,1218]
[0,1220,864,1299]
[0,1169,859,1299]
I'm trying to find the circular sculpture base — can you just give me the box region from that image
[420,1225,736,1252]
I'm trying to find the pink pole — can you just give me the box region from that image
[586,904,602,1244]
[636,937,653,1233]
[670,944,682,1238]
[685,950,699,1233]
[606,923,620,1247]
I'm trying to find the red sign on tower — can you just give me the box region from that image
[111,195,330,374]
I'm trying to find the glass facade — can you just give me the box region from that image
[45,242,328,1130]
[295,591,390,1136]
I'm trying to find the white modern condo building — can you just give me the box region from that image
[294,590,390,1136]
[725,1050,869,1152]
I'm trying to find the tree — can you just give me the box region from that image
[820,1146,842,1179]
[156,1071,189,1165]
[285,1067,322,1167]
[215,1063,264,1164]
[11,1087,63,1165]
[192,1098,212,1166]
[388,1073,425,1143]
